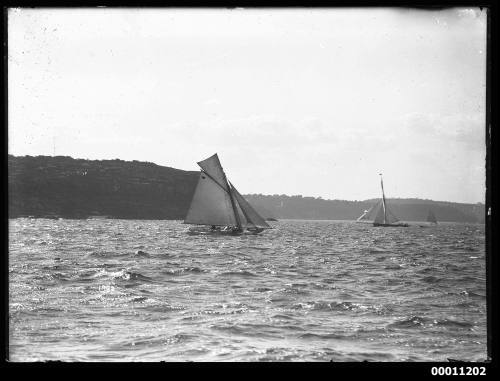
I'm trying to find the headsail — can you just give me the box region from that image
[230,184,271,229]
[357,201,381,221]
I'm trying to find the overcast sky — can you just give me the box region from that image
[8,8,487,203]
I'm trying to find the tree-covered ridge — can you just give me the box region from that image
[8,155,485,223]
[8,155,199,219]
[244,194,485,223]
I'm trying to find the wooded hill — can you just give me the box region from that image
[244,195,485,223]
[8,155,485,223]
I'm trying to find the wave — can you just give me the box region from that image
[88,251,129,258]
[298,332,347,340]
[291,301,366,312]
[254,287,273,292]
[117,333,195,349]
[87,268,156,285]
[162,267,206,276]
[219,270,257,277]
[209,323,281,338]
[33,272,70,282]
[434,319,475,329]
[131,296,149,303]
[387,315,430,328]
[271,314,295,320]
[145,304,186,313]
[387,316,474,330]
[246,246,271,251]
[120,271,155,283]
[421,276,441,283]
[384,264,403,270]
[367,248,389,254]
[461,290,486,299]
[198,308,248,316]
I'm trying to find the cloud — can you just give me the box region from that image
[166,114,338,149]
[401,112,485,151]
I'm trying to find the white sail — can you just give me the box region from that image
[233,195,249,227]
[184,171,237,226]
[184,153,271,232]
[357,201,381,221]
[356,209,369,221]
[230,185,271,229]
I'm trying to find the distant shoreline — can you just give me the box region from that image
[8,155,485,223]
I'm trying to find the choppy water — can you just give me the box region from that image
[9,219,486,362]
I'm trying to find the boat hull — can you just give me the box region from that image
[373,222,409,227]
[186,226,266,235]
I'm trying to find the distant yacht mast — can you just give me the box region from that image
[379,173,387,225]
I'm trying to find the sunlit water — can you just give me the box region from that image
[9,219,486,362]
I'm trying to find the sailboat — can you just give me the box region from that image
[356,174,409,227]
[184,153,272,235]
[426,210,438,225]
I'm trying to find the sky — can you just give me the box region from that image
[8,8,487,203]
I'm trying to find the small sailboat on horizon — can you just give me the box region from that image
[183,153,272,235]
[426,209,438,225]
[356,174,409,227]
[417,209,439,228]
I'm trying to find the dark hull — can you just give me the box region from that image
[373,222,409,227]
[418,223,438,228]
[186,226,265,235]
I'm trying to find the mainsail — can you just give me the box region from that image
[184,153,271,231]
[373,202,400,224]
[184,171,238,226]
[197,154,231,192]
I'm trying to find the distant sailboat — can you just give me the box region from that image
[184,153,272,235]
[426,210,438,225]
[356,174,409,227]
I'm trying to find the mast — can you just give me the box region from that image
[379,173,387,224]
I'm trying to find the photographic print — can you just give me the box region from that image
[7,7,488,363]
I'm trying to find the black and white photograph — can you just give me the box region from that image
[6,7,490,364]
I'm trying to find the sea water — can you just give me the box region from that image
[9,219,487,362]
